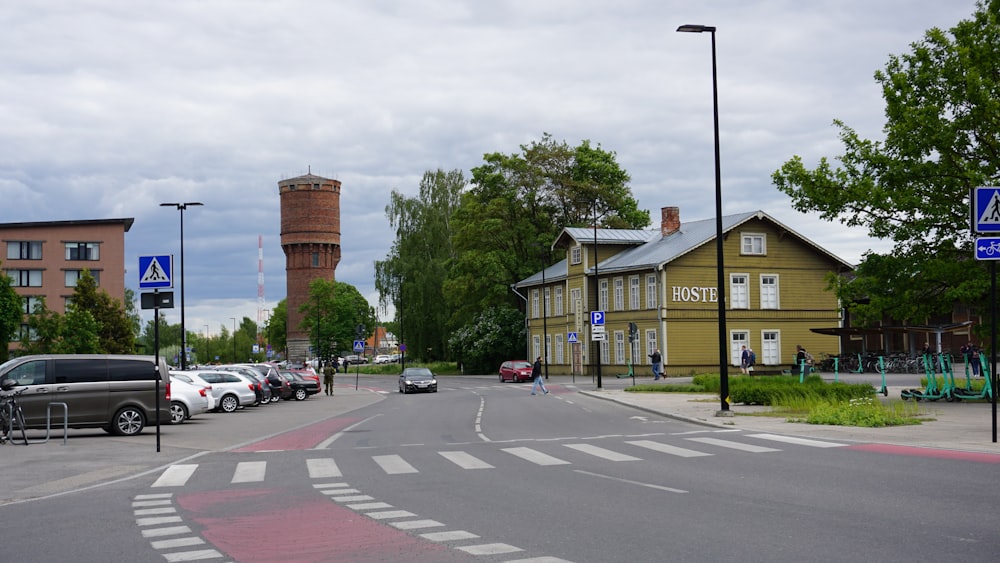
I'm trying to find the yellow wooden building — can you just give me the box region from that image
[515,207,853,376]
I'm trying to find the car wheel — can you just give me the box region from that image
[295,388,307,401]
[169,401,188,424]
[270,394,280,403]
[499,374,504,382]
[220,394,239,413]
[111,406,145,436]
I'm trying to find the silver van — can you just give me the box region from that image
[0,354,170,436]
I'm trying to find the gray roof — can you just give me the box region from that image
[516,210,853,288]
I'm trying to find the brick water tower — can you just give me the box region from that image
[279,172,341,362]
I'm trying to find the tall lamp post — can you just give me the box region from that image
[161,202,203,370]
[204,325,210,364]
[592,201,602,389]
[677,24,729,413]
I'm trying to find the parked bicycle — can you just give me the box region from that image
[0,379,28,445]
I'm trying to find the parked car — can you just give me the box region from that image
[373,354,393,364]
[185,370,257,413]
[240,363,292,402]
[169,371,216,411]
[399,367,437,394]
[282,371,321,400]
[215,365,272,405]
[344,355,368,365]
[499,360,533,382]
[168,375,212,424]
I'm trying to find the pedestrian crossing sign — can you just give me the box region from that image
[138,255,173,289]
[973,187,1000,233]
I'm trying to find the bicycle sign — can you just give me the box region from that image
[974,237,1000,260]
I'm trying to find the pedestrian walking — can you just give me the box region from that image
[530,356,548,395]
[740,345,749,375]
[649,349,663,380]
[323,362,335,396]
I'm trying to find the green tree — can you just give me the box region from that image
[447,134,648,328]
[20,298,65,355]
[0,262,21,362]
[300,280,375,360]
[772,1,999,327]
[375,169,464,362]
[448,305,527,374]
[68,270,134,353]
[268,299,287,359]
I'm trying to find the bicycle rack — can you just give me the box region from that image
[28,402,68,445]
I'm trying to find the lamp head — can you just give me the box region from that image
[676,24,716,33]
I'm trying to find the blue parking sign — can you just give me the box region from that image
[591,311,605,325]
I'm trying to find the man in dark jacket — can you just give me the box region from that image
[530,356,548,395]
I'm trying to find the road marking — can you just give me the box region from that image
[502,447,571,466]
[329,494,374,502]
[685,437,781,453]
[747,433,848,448]
[574,470,688,494]
[421,530,480,542]
[314,414,381,449]
[366,509,417,520]
[150,536,205,550]
[307,457,342,478]
[151,465,197,488]
[564,443,642,462]
[136,516,183,526]
[141,526,191,538]
[231,461,267,483]
[163,549,224,562]
[439,450,494,469]
[391,519,445,530]
[134,507,177,516]
[625,440,712,458]
[457,543,523,556]
[347,502,394,510]
[373,454,419,474]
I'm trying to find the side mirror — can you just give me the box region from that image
[1,378,19,391]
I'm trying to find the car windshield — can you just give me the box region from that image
[403,368,433,379]
[511,361,531,369]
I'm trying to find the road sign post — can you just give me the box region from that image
[972,187,1000,442]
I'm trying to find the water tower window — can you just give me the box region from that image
[312,252,320,267]
[313,184,320,190]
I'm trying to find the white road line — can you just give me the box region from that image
[312,482,350,489]
[162,549,224,561]
[746,433,848,448]
[133,499,173,507]
[231,461,267,483]
[135,493,174,500]
[366,509,417,520]
[320,488,361,495]
[150,536,205,550]
[347,502,394,510]
[421,530,480,542]
[574,469,688,494]
[137,516,183,526]
[151,465,198,488]
[134,507,177,516]
[142,526,192,538]
[391,519,445,530]
[329,494,375,503]
[685,437,781,453]
[456,543,523,556]
[314,414,381,449]
[306,458,342,478]
[505,557,575,562]
[502,447,571,466]
[439,451,495,469]
[625,440,713,458]
[373,454,419,474]
[564,443,642,462]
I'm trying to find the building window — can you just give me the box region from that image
[730,274,749,309]
[570,287,582,315]
[760,275,779,309]
[311,252,320,267]
[762,331,779,365]
[600,338,609,364]
[614,278,624,311]
[7,269,42,287]
[554,286,564,316]
[629,276,640,310]
[543,287,551,318]
[646,274,657,309]
[65,242,99,261]
[532,334,541,361]
[7,241,42,260]
[741,233,766,255]
[571,246,582,265]
[555,333,564,364]
[645,329,657,365]
[532,289,540,319]
[599,279,609,311]
[21,296,42,315]
[65,269,100,287]
[545,334,552,364]
[614,331,625,364]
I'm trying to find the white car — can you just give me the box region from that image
[168,375,212,424]
[374,354,393,364]
[182,370,258,413]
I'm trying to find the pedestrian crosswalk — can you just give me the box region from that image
[150,432,848,488]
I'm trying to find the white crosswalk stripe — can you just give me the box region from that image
[747,433,848,448]
[439,450,494,469]
[563,443,642,461]
[152,464,198,488]
[625,439,713,458]
[232,461,267,483]
[307,457,342,478]
[373,454,419,474]
[684,437,782,453]
[502,447,571,466]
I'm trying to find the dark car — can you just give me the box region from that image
[398,367,437,394]
[281,371,321,400]
[499,360,533,382]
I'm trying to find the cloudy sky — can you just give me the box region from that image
[1,0,977,337]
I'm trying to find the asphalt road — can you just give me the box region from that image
[1,374,998,562]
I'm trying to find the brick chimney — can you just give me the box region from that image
[661,206,680,236]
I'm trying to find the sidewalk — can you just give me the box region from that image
[581,385,1000,455]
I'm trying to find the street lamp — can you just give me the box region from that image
[677,24,729,413]
[160,202,203,370]
[230,317,237,362]
[204,325,210,364]
[592,201,602,389]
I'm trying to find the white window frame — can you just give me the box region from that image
[599,279,609,311]
[543,287,551,318]
[629,276,640,310]
[571,246,582,265]
[741,232,766,255]
[555,333,564,365]
[730,331,749,367]
[760,274,779,310]
[545,333,552,364]
[762,330,780,366]
[614,331,625,364]
[646,274,657,309]
[531,289,539,319]
[532,334,541,361]
[554,286,564,316]
[645,329,657,365]
[600,337,609,364]
[613,277,624,311]
[730,273,749,309]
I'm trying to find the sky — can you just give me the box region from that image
[0,0,979,338]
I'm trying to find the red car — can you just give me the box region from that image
[499,360,533,382]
